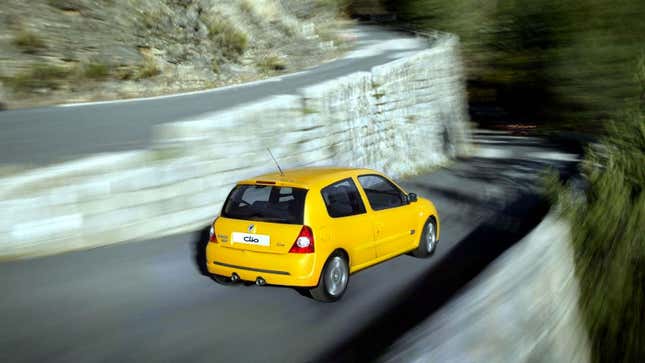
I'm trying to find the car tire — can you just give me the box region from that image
[310,252,349,302]
[413,218,437,258]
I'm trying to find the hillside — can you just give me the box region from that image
[0,0,350,109]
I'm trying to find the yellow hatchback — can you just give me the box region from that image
[206,167,440,302]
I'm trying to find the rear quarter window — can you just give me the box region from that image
[222,185,307,224]
[321,178,366,218]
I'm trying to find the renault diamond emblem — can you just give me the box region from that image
[248,224,256,233]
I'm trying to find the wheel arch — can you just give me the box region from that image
[428,214,439,242]
[417,197,440,242]
[312,247,350,287]
[332,248,350,266]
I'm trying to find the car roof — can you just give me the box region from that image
[237,167,380,189]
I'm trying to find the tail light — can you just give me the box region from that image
[208,218,218,243]
[289,226,315,253]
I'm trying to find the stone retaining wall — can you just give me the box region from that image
[380,213,590,363]
[0,35,470,259]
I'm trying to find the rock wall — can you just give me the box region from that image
[380,213,590,363]
[0,0,345,108]
[0,35,470,259]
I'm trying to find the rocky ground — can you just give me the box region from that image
[0,0,351,109]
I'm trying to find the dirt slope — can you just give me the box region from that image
[0,0,350,108]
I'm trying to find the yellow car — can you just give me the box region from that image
[206,167,440,302]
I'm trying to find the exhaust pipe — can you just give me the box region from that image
[231,273,240,282]
[255,277,266,286]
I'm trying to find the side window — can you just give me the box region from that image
[357,175,405,211]
[321,178,366,218]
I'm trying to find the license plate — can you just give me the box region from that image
[231,232,270,246]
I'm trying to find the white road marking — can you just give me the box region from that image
[57,78,284,108]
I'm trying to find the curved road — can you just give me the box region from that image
[0,25,430,165]
[0,131,580,362]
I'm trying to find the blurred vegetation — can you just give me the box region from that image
[206,17,248,58]
[384,0,645,131]
[12,30,46,54]
[1,58,162,92]
[375,1,645,362]
[545,100,644,363]
[2,64,70,93]
[256,54,287,73]
[316,0,353,15]
[83,62,111,80]
[135,58,161,80]
[47,0,82,11]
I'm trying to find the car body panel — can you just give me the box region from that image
[214,217,302,254]
[206,167,440,288]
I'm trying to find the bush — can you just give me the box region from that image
[256,54,287,73]
[210,59,220,74]
[83,62,111,80]
[12,31,46,54]
[135,59,161,79]
[4,64,70,92]
[207,17,248,58]
[568,108,644,363]
[114,67,135,80]
[546,65,645,362]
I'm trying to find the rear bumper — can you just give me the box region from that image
[206,243,320,287]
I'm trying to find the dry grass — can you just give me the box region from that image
[135,59,161,79]
[211,59,220,74]
[256,54,287,73]
[207,17,248,58]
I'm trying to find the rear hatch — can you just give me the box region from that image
[215,184,308,254]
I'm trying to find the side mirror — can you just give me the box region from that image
[408,193,418,203]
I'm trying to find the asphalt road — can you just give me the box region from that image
[0,131,581,363]
[0,25,429,165]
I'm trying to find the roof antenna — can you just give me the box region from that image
[267,148,285,176]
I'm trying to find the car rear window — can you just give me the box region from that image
[221,184,307,224]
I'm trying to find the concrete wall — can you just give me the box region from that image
[0,35,470,259]
[380,213,590,363]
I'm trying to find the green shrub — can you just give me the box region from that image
[207,17,248,57]
[545,99,645,362]
[4,64,70,92]
[83,62,110,80]
[571,108,644,363]
[12,31,46,54]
